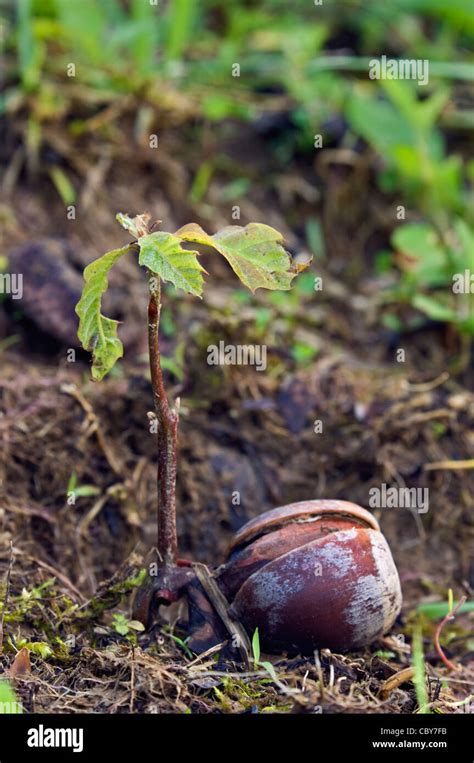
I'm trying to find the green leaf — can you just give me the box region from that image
[453,219,474,272]
[164,0,195,62]
[382,313,404,332]
[73,485,101,498]
[347,88,443,170]
[138,232,205,296]
[252,628,260,664]
[128,620,145,632]
[177,222,307,292]
[17,0,43,91]
[417,600,474,620]
[175,222,216,248]
[412,294,457,323]
[76,246,132,380]
[0,681,22,713]
[22,642,53,659]
[112,613,130,635]
[459,314,474,335]
[392,223,448,287]
[159,353,184,382]
[346,89,414,159]
[259,660,278,682]
[292,340,319,366]
[67,472,78,493]
[49,167,76,205]
[411,625,430,714]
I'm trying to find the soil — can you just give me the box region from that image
[0,107,473,714]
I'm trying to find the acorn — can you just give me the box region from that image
[215,500,402,653]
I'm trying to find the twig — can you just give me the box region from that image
[60,383,123,476]
[434,596,467,671]
[404,372,449,393]
[186,642,226,668]
[396,409,455,428]
[378,667,415,700]
[425,459,474,471]
[192,562,251,667]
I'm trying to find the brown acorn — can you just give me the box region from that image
[216,500,402,653]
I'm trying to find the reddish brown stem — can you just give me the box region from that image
[434,596,467,672]
[147,273,179,570]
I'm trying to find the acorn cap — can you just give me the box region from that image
[228,499,380,554]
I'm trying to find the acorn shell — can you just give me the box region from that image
[218,500,402,653]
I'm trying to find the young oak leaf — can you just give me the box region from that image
[76,246,132,380]
[175,223,215,248]
[138,231,205,297]
[176,222,307,292]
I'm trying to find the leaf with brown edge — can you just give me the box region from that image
[177,222,308,292]
[175,223,215,249]
[116,212,153,239]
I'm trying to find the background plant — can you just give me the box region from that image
[4,0,473,342]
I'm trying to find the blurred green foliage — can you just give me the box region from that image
[0,680,22,713]
[2,0,474,336]
[391,219,474,334]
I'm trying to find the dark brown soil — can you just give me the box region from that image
[0,112,473,714]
